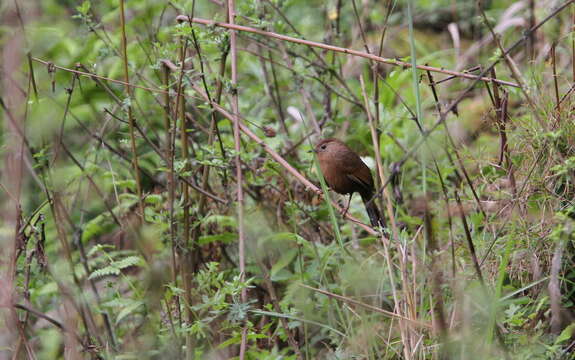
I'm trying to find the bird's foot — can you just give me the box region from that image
[339,194,353,218]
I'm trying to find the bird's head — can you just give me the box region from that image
[312,138,343,158]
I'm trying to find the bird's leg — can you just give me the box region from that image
[340,193,353,218]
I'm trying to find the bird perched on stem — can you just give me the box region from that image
[312,138,384,228]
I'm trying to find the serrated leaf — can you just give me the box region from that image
[113,256,143,270]
[89,265,120,280]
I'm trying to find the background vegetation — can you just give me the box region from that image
[1,0,575,358]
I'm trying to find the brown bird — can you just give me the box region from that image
[313,138,384,228]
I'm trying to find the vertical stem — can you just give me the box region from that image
[551,43,561,124]
[572,7,575,83]
[162,64,182,331]
[162,65,173,251]
[119,0,144,220]
[173,34,192,358]
[453,190,484,285]
[179,87,194,360]
[2,6,26,348]
[173,35,190,330]
[528,0,535,60]
[190,25,230,275]
[359,74,408,355]
[268,51,288,135]
[407,1,426,354]
[179,82,191,263]
[227,0,247,357]
[359,76,398,237]
[406,0,425,195]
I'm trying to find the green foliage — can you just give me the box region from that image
[88,245,144,280]
[7,0,575,358]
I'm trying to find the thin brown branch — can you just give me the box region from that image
[14,303,65,331]
[453,189,484,285]
[360,75,394,234]
[551,43,561,124]
[366,0,575,204]
[119,0,144,220]
[476,0,545,128]
[161,62,182,330]
[189,81,377,235]
[300,284,431,329]
[175,15,520,88]
[258,261,303,359]
[426,69,486,217]
[32,57,167,95]
[60,142,122,227]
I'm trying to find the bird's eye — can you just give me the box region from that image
[320,144,327,150]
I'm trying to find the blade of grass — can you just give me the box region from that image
[249,309,346,337]
[309,144,348,255]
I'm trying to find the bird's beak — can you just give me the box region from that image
[308,149,317,153]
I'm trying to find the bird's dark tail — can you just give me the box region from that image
[360,191,385,228]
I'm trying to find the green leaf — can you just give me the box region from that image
[82,215,116,243]
[87,253,141,282]
[145,194,163,205]
[113,256,143,270]
[270,248,298,279]
[203,215,237,228]
[37,282,58,296]
[76,1,91,15]
[117,179,136,191]
[264,232,304,244]
[250,309,345,337]
[89,265,120,280]
[555,323,575,345]
[87,243,115,257]
[198,232,237,245]
[102,297,133,309]
[115,300,144,325]
[270,268,293,282]
[217,332,243,349]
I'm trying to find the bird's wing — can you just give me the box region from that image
[346,173,373,193]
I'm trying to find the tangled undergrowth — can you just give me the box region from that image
[1,0,575,359]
